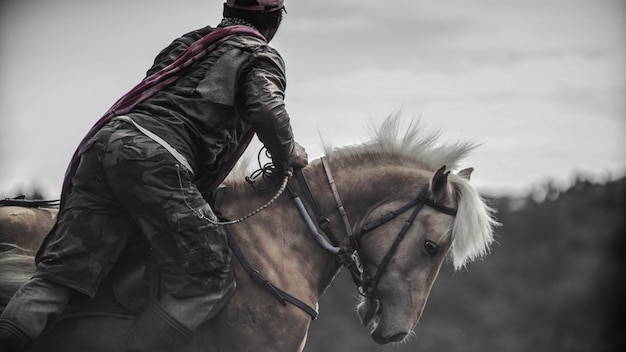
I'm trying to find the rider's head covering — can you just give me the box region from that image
[225,0,284,12]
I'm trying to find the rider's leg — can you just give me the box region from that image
[116,259,236,352]
[116,221,236,352]
[102,123,236,351]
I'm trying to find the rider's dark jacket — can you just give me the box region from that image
[33,23,296,298]
[127,24,294,190]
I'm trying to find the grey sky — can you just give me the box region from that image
[1,0,624,198]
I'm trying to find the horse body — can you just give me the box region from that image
[0,117,497,351]
[0,206,57,252]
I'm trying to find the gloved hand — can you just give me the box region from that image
[274,141,308,178]
[288,141,308,170]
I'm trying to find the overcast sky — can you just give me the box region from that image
[1,0,624,198]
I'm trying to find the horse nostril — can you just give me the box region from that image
[372,331,409,345]
[388,332,407,343]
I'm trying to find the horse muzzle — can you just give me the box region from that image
[357,296,412,345]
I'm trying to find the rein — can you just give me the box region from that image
[225,230,319,319]
[291,157,458,299]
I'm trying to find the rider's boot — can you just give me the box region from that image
[0,319,32,352]
[116,301,193,352]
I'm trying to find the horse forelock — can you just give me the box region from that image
[448,175,499,270]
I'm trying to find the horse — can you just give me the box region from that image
[0,115,498,351]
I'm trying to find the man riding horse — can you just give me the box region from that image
[0,1,308,351]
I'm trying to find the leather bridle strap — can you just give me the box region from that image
[290,162,367,292]
[293,168,341,246]
[209,187,319,320]
[321,157,354,240]
[424,199,458,216]
[360,189,457,235]
[366,187,429,291]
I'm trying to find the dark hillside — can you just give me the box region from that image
[305,177,625,352]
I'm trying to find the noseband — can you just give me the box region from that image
[290,157,457,299]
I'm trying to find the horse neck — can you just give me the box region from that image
[222,170,343,305]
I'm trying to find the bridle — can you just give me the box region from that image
[290,157,458,299]
[351,186,457,297]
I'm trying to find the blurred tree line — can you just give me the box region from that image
[305,176,625,352]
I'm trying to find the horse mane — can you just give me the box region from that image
[324,113,498,270]
[323,114,477,171]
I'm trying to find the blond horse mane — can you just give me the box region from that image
[323,114,498,270]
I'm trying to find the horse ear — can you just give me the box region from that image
[457,167,474,180]
[430,165,450,203]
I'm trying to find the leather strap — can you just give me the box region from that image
[293,168,340,246]
[226,230,319,320]
[114,116,195,175]
[209,187,318,319]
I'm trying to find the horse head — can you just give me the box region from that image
[353,166,462,344]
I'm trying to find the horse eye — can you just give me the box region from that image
[424,240,439,256]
